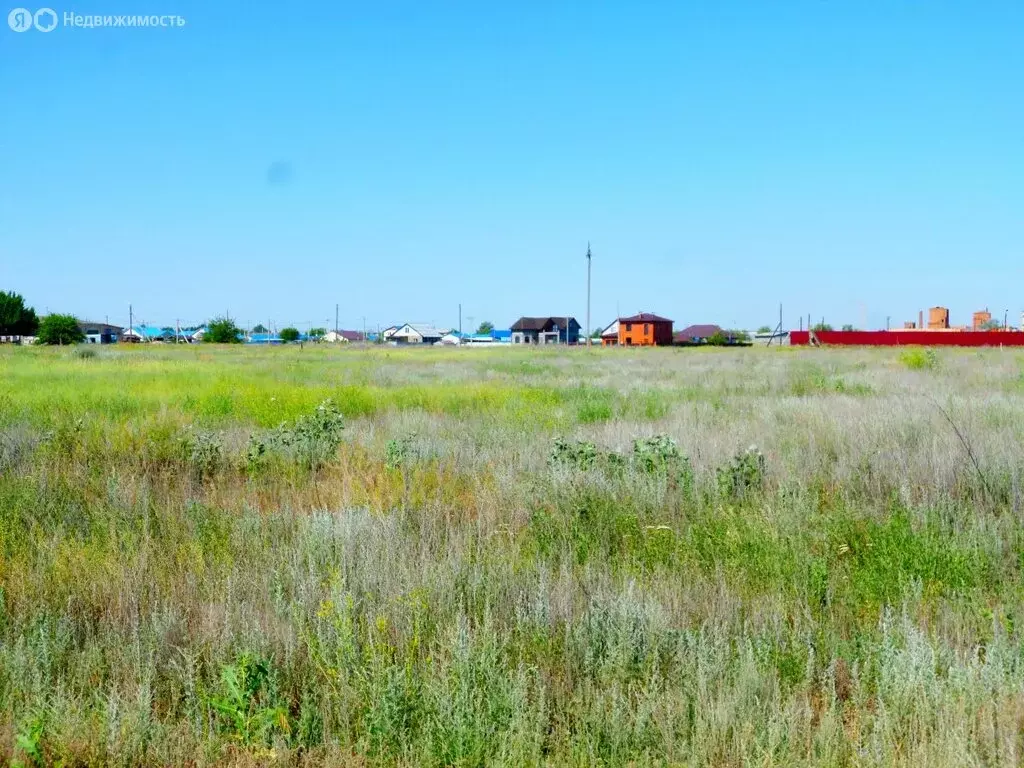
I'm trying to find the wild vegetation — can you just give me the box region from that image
[1,344,1023,766]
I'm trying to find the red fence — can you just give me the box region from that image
[789,330,1024,347]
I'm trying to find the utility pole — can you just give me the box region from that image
[176,318,180,344]
[586,242,592,348]
[129,304,133,338]
[886,316,891,331]
[1005,309,1009,330]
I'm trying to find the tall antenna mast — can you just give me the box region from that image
[586,242,592,348]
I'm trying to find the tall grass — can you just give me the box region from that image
[0,344,1023,765]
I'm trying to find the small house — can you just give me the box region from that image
[389,323,447,345]
[615,313,673,346]
[323,330,364,343]
[600,320,619,346]
[510,317,581,345]
[78,321,122,344]
[122,325,170,343]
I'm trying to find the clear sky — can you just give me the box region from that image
[2,1,1022,333]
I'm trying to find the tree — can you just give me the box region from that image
[811,322,833,332]
[279,327,300,343]
[309,327,326,339]
[476,321,494,335]
[842,324,856,332]
[0,291,39,336]
[757,325,773,334]
[252,324,268,333]
[980,319,1002,331]
[204,316,243,343]
[729,329,751,343]
[706,331,729,346]
[37,314,84,345]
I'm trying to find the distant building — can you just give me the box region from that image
[77,321,122,344]
[389,323,447,344]
[599,320,619,346]
[608,313,673,347]
[928,307,950,330]
[674,324,724,345]
[972,309,992,331]
[122,325,170,342]
[323,330,364,343]
[510,316,580,345]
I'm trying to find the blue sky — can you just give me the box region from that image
[2,1,1022,333]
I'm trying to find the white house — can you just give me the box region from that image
[600,320,619,345]
[389,323,447,345]
[324,330,363,343]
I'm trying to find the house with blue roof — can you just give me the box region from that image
[123,325,171,342]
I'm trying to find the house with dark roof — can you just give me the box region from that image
[323,330,364,343]
[604,312,673,346]
[510,316,581,345]
[77,321,122,344]
[674,324,730,345]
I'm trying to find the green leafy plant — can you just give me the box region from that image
[206,654,290,747]
[385,434,416,470]
[717,445,766,498]
[280,327,300,343]
[36,314,84,345]
[12,710,45,768]
[204,316,244,343]
[900,348,938,370]
[263,399,346,471]
[180,427,223,481]
[550,437,600,471]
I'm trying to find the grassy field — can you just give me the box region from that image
[1,343,1023,766]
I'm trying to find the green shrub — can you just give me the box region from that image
[206,654,290,747]
[900,348,938,370]
[248,399,345,471]
[717,445,766,498]
[385,434,416,469]
[550,437,600,471]
[180,426,223,481]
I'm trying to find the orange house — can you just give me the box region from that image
[602,313,674,346]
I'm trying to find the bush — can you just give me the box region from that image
[717,445,766,498]
[249,399,346,472]
[550,437,600,471]
[72,346,97,359]
[180,427,223,481]
[204,316,243,343]
[385,434,416,470]
[900,348,938,370]
[36,314,84,345]
[280,327,300,343]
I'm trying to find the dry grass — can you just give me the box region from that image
[0,343,1023,766]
